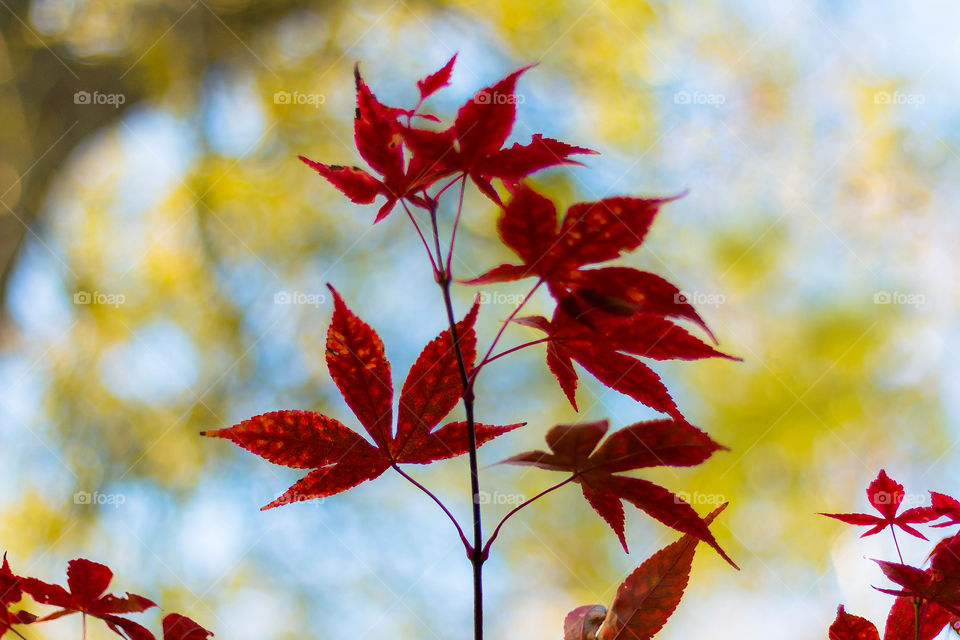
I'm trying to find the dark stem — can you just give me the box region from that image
[430,193,484,640]
[482,476,575,557]
[392,463,471,553]
[890,527,904,564]
[400,199,440,278]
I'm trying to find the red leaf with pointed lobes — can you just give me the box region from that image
[399,421,525,464]
[417,54,457,100]
[163,614,213,640]
[596,504,729,640]
[354,66,405,184]
[455,66,532,163]
[883,597,951,640]
[394,300,479,457]
[820,470,941,540]
[515,307,733,420]
[872,538,960,617]
[1,554,37,639]
[326,286,394,450]
[476,134,597,181]
[298,157,385,205]
[930,492,960,527]
[20,559,156,639]
[501,420,735,567]
[206,291,518,509]
[828,606,880,640]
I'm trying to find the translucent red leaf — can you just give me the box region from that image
[163,614,214,640]
[828,606,880,640]
[455,66,531,163]
[477,134,597,181]
[398,421,525,464]
[263,456,391,510]
[596,504,727,640]
[298,157,384,205]
[496,184,558,265]
[20,559,156,636]
[326,286,394,449]
[202,411,376,470]
[354,66,404,181]
[931,491,960,527]
[502,421,732,565]
[591,420,726,473]
[883,597,951,640]
[417,54,457,100]
[820,470,940,540]
[395,301,479,456]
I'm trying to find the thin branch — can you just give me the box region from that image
[475,278,545,379]
[392,463,471,553]
[446,175,468,271]
[475,338,551,372]
[482,476,576,557]
[399,199,440,277]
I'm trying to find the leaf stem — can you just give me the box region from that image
[482,476,576,557]
[475,278,544,380]
[400,199,440,278]
[392,463,471,553]
[890,527,905,564]
[475,338,551,371]
[446,175,468,271]
[431,194,485,640]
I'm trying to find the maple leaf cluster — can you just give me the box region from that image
[207,55,739,567]
[0,555,211,640]
[823,470,960,639]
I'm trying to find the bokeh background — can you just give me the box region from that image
[1,0,959,638]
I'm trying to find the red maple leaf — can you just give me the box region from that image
[463,184,687,311]
[1,554,37,639]
[930,492,960,528]
[204,286,522,508]
[501,420,736,567]
[595,504,729,640]
[19,558,156,640]
[820,470,940,540]
[828,606,880,640]
[513,306,736,418]
[873,535,960,617]
[883,596,952,640]
[162,613,213,640]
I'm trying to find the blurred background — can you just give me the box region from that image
[1,0,958,638]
